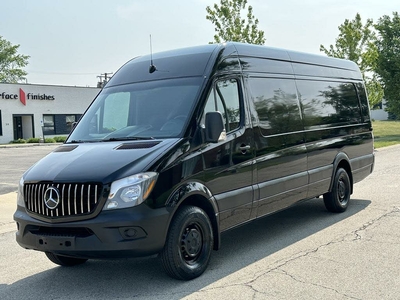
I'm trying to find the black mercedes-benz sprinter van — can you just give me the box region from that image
[14,42,374,280]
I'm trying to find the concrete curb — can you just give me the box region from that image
[0,143,62,149]
[0,192,17,234]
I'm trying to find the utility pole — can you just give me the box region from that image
[97,72,113,88]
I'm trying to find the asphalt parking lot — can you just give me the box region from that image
[0,144,399,299]
[0,143,59,194]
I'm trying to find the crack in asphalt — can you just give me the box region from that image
[186,279,274,299]
[352,206,399,241]
[195,206,400,299]
[277,269,362,300]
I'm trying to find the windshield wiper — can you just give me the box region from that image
[102,136,155,142]
[69,140,87,143]
[69,139,107,143]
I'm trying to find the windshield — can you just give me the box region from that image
[67,77,202,142]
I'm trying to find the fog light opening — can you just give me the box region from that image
[123,228,137,238]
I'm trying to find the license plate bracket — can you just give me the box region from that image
[36,235,76,250]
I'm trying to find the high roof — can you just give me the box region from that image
[106,42,361,87]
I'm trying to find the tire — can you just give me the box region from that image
[160,205,213,280]
[323,168,351,213]
[45,252,88,266]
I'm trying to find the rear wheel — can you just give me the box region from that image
[161,205,213,280]
[323,168,351,213]
[45,252,88,266]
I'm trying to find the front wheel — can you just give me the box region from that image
[160,206,213,280]
[45,252,88,266]
[323,168,351,213]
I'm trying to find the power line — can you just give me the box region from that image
[27,71,100,75]
[97,72,113,88]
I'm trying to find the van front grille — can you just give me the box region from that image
[24,183,102,219]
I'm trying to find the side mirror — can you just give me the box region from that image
[205,111,226,143]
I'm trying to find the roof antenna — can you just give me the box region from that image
[149,34,157,74]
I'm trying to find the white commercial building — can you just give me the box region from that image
[370,100,389,121]
[0,83,100,144]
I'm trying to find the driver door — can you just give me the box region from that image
[200,77,255,231]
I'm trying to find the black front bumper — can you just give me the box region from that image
[13,204,170,259]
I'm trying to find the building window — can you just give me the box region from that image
[66,115,76,131]
[43,115,55,135]
[43,114,82,135]
[372,102,383,110]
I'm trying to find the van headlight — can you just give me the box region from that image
[17,177,25,207]
[103,172,158,210]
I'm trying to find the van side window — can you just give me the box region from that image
[296,80,361,128]
[201,78,241,133]
[249,77,302,136]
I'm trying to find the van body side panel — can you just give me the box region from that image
[350,151,375,182]
[151,144,206,209]
[240,57,294,76]
[295,76,373,197]
[307,164,333,197]
[291,63,361,81]
[304,126,368,197]
[305,125,373,198]
[288,51,362,78]
[351,81,374,182]
[244,65,308,218]
[202,126,255,231]
[253,135,308,216]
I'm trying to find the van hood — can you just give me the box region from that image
[23,139,179,184]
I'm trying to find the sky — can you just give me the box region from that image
[1,0,398,87]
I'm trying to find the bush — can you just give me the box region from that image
[44,138,56,143]
[53,136,67,143]
[10,139,27,144]
[27,138,41,143]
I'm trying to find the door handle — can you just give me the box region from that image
[239,144,251,153]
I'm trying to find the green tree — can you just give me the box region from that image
[320,13,383,107]
[0,36,29,83]
[375,12,400,117]
[206,0,265,45]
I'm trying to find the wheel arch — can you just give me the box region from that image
[330,153,354,194]
[165,182,221,250]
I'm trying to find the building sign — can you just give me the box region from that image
[0,88,55,106]
[20,89,26,105]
